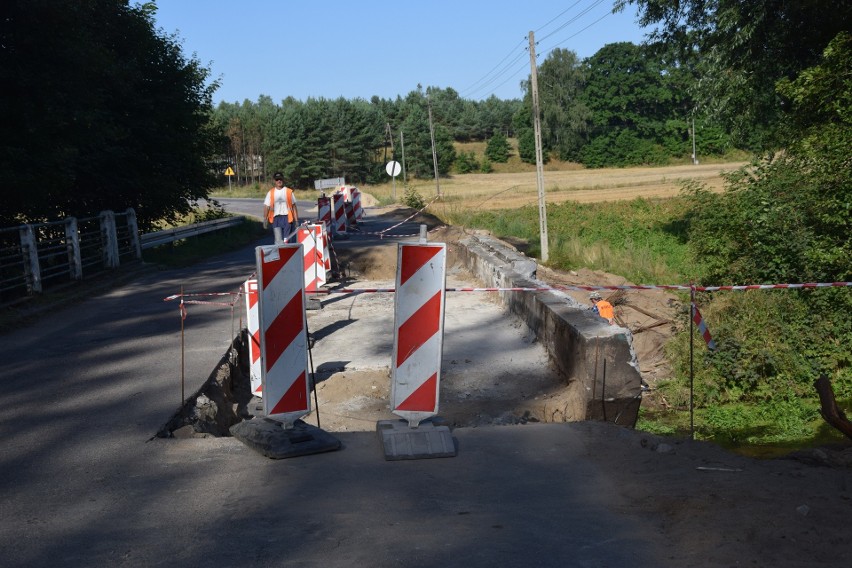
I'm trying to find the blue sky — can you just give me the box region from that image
[151,1,649,105]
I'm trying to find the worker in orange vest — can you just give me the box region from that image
[263,172,299,243]
[590,291,614,325]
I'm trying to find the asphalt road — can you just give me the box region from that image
[213,196,318,220]
[0,211,665,568]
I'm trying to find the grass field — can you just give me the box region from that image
[377,160,744,212]
[213,161,746,210]
[211,139,748,211]
[218,162,745,204]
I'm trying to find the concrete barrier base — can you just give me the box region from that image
[230,418,341,459]
[377,419,457,460]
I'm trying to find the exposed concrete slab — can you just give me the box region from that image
[457,234,643,426]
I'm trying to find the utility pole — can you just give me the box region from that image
[400,130,407,183]
[386,122,397,200]
[691,117,698,165]
[529,31,549,262]
[427,92,441,197]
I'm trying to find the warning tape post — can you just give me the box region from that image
[244,279,262,397]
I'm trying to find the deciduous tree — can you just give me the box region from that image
[0,0,218,229]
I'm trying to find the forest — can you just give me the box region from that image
[211,38,738,190]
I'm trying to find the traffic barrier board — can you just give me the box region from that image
[390,243,447,427]
[255,244,311,423]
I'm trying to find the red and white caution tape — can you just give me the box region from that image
[164,280,852,315]
[308,280,852,296]
[693,282,852,292]
[350,195,443,239]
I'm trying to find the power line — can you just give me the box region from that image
[536,0,608,44]
[458,0,624,100]
[543,10,616,52]
[534,0,586,34]
[459,37,526,96]
[461,47,529,100]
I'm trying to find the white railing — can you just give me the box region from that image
[140,216,244,249]
[0,211,245,304]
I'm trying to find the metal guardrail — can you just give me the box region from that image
[0,211,246,305]
[140,216,245,249]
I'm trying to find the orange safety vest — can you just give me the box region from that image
[596,300,614,321]
[266,187,296,224]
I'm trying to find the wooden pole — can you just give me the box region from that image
[528,31,549,262]
[689,285,695,439]
[180,285,185,406]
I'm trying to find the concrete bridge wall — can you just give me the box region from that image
[456,233,643,426]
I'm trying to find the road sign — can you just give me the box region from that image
[386,161,401,177]
[314,177,345,190]
[224,166,235,176]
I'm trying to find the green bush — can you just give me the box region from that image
[454,151,479,174]
[484,132,511,163]
[581,129,670,168]
[402,185,425,210]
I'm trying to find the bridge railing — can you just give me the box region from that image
[0,210,244,305]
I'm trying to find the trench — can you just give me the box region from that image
[155,330,568,438]
[156,331,255,438]
[156,334,641,439]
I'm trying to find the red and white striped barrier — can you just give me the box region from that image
[313,224,327,286]
[344,199,356,226]
[320,222,331,276]
[332,193,347,235]
[297,224,326,291]
[244,279,263,397]
[317,196,331,230]
[390,243,447,427]
[255,244,311,423]
[351,187,363,220]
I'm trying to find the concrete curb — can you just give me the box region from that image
[456,233,642,426]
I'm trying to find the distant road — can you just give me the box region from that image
[211,196,318,219]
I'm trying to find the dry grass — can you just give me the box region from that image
[363,161,744,211]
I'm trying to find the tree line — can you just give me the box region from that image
[211,40,741,187]
[211,88,520,189]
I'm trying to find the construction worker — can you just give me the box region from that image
[263,172,299,243]
[590,291,614,325]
